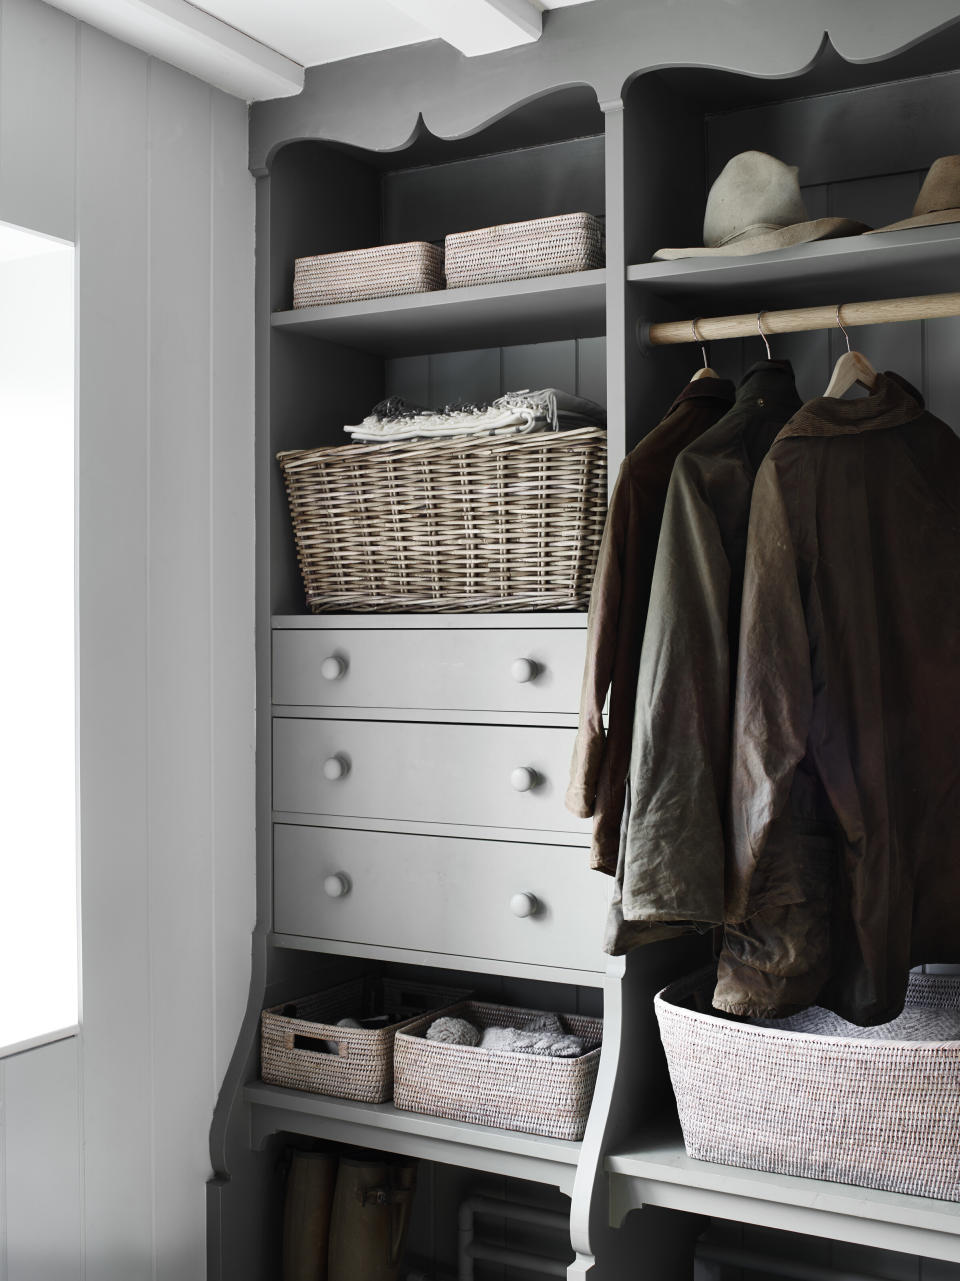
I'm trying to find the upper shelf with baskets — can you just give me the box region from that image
[271,268,606,357]
[268,87,606,336]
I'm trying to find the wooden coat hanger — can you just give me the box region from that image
[824,304,878,398]
[690,317,718,380]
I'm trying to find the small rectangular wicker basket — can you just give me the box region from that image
[393,1000,603,1140]
[261,975,468,1103]
[444,212,604,289]
[656,968,960,1202]
[277,426,607,614]
[293,240,444,308]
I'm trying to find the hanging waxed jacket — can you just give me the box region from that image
[566,376,734,875]
[716,372,960,1026]
[612,361,828,953]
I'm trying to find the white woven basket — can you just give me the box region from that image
[444,212,604,289]
[656,968,960,1202]
[293,241,444,308]
[393,1000,602,1140]
[261,975,468,1103]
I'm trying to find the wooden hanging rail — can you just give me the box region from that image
[646,290,960,346]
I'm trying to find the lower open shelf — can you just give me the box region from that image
[243,1081,581,1194]
[607,1129,960,1265]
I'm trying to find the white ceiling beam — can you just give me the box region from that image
[387,0,543,56]
[46,0,304,101]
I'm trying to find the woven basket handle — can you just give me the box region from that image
[287,1030,349,1058]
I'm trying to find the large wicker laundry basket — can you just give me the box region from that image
[655,968,960,1202]
[393,1000,603,1140]
[277,426,607,613]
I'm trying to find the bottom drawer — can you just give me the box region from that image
[274,824,609,973]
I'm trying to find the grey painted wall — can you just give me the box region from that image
[0,1,255,1278]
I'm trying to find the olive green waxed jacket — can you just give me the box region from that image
[608,361,810,955]
[565,376,734,874]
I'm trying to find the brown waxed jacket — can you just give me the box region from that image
[565,376,735,875]
[715,373,960,1026]
[612,362,808,954]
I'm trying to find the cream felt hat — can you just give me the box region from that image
[865,156,960,234]
[653,150,870,260]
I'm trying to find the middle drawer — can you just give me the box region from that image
[273,718,589,836]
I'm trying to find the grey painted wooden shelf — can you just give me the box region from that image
[270,269,606,356]
[607,1130,960,1264]
[243,1081,581,1193]
[628,224,960,310]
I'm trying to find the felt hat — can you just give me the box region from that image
[653,150,870,260]
[865,156,960,234]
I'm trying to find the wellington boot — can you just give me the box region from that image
[327,1155,417,1281]
[282,1149,338,1281]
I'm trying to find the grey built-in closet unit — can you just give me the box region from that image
[210,3,960,1278]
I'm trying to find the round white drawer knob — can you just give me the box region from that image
[322,754,350,781]
[510,892,539,918]
[511,658,539,684]
[510,766,539,792]
[320,655,347,681]
[323,873,351,899]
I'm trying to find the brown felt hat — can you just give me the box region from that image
[653,150,870,260]
[865,155,960,234]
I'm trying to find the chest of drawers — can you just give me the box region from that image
[271,616,607,979]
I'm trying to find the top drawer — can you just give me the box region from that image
[273,626,586,714]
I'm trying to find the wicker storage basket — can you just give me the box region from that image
[261,975,468,1103]
[444,212,604,289]
[277,426,606,614]
[393,1001,603,1140]
[293,241,444,308]
[656,968,960,1202]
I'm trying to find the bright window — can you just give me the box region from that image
[0,222,78,1055]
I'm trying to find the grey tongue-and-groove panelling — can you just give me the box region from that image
[0,1,255,1279]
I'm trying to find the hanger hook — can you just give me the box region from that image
[691,317,709,369]
[836,303,852,354]
[756,311,772,360]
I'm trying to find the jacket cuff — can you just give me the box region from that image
[589,847,617,876]
[564,784,595,819]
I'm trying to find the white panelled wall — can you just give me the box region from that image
[0,0,255,1277]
